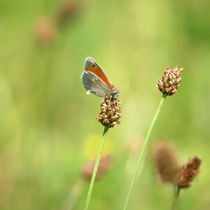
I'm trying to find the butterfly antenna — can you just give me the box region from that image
[119,83,131,89]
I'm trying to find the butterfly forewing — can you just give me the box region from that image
[85,57,113,87]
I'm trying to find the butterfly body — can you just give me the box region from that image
[81,57,119,98]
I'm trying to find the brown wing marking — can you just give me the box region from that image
[87,64,113,88]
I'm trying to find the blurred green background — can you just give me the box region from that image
[0,0,209,209]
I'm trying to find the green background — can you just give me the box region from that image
[0,0,209,209]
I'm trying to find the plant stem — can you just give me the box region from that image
[122,96,166,210]
[172,186,181,210]
[83,126,109,210]
[62,179,84,210]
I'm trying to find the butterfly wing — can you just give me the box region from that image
[81,57,112,97]
[84,57,113,87]
[81,71,111,97]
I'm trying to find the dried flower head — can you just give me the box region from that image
[58,0,80,24]
[82,155,111,181]
[97,97,121,129]
[178,157,201,189]
[127,137,143,155]
[157,67,183,96]
[35,18,56,46]
[153,142,181,184]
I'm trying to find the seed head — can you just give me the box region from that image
[35,17,56,46]
[82,155,111,181]
[153,142,181,184]
[177,157,201,189]
[127,137,143,155]
[97,97,121,129]
[157,67,183,96]
[57,1,80,25]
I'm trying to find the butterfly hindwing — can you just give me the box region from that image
[81,71,110,97]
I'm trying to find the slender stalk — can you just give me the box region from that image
[122,95,166,210]
[172,186,181,210]
[62,179,84,210]
[83,126,109,210]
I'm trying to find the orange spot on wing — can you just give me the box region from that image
[88,65,113,87]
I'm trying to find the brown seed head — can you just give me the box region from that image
[177,157,201,189]
[58,1,80,24]
[156,67,183,96]
[97,97,121,128]
[126,137,143,155]
[153,142,181,184]
[35,18,56,46]
[82,155,111,181]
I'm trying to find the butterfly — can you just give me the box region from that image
[81,57,119,98]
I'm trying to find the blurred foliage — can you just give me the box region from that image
[0,0,210,209]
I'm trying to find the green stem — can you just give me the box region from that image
[83,126,109,210]
[122,96,166,210]
[172,186,181,210]
[62,179,84,210]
